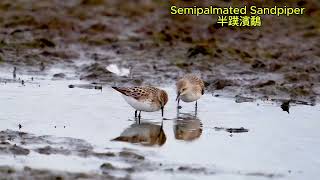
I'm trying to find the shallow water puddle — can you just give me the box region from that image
[0,75,320,180]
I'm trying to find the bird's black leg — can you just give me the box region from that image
[161,107,164,117]
[138,111,141,124]
[195,101,198,115]
[177,99,182,109]
[135,110,137,118]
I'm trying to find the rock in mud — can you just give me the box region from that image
[119,150,145,161]
[92,152,116,158]
[100,163,116,170]
[28,38,56,48]
[251,60,266,69]
[53,73,66,79]
[100,162,135,174]
[187,45,210,58]
[35,146,71,155]
[80,63,113,80]
[0,166,15,174]
[254,80,276,88]
[0,166,115,180]
[210,79,235,90]
[0,142,30,156]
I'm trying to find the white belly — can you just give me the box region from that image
[180,92,201,103]
[122,95,160,112]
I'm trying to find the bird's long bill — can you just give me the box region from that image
[176,92,180,101]
[161,107,164,117]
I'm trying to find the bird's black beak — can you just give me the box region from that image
[161,107,164,117]
[176,92,180,101]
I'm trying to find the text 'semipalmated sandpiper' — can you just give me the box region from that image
[176,74,205,109]
[112,86,168,119]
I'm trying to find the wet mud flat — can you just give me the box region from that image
[0,0,320,105]
[0,129,286,180]
[1,77,320,179]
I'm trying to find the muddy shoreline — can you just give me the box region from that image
[1,0,320,105]
[0,129,287,179]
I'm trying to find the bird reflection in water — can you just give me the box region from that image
[112,121,166,146]
[174,113,203,141]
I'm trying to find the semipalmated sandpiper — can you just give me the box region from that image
[176,74,205,110]
[112,86,168,119]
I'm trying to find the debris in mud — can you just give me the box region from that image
[100,163,116,170]
[35,146,71,156]
[225,127,249,133]
[214,127,249,133]
[119,150,145,161]
[245,172,284,178]
[92,152,116,158]
[100,162,135,173]
[0,142,30,156]
[68,84,102,90]
[175,60,193,69]
[187,45,211,58]
[25,38,56,48]
[80,63,120,81]
[268,63,283,71]
[0,166,114,180]
[106,64,130,77]
[271,98,315,106]
[41,50,79,60]
[53,73,66,79]
[210,79,235,90]
[281,100,290,113]
[177,166,207,174]
[235,95,255,103]
[254,80,276,88]
[251,60,266,69]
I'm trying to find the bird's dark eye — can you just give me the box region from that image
[182,88,186,91]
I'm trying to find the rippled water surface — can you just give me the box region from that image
[0,74,319,180]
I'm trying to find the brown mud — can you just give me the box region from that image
[1,0,320,105]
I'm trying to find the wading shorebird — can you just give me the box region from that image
[112,86,168,121]
[176,74,205,110]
